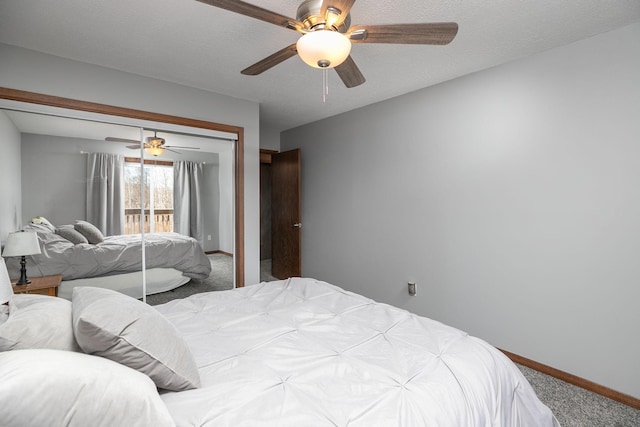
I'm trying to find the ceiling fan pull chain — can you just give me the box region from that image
[322,68,329,103]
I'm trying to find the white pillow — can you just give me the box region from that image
[31,216,55,232]
[0,294,80,352]
[72,287,200,391]
[0,305,8,325]
[0,349,175,427]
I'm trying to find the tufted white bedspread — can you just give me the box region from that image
[156,278,560,426]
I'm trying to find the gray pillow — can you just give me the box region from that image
[74,220,105,244]
[72,287,200,391]
[0,349,174,427]
[56,225,89,244]
[0,294,80,352]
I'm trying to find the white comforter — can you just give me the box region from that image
[156,278,559,426]
[6,231,211,281]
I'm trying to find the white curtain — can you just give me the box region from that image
[173,160,204,246]
[86,153,125,235]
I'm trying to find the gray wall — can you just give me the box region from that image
[0,44,261,284]
[20,134,94,226]
[0,111,22,245]
[281,22,640,398]
[259,124,281,151]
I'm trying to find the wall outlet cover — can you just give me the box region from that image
[408,282,417,296]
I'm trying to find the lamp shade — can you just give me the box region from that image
[296,30,351,69]
[0,258,13,305]
[2,231,41,257]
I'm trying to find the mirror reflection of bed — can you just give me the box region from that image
[2,109,242,302]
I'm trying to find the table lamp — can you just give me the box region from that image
[2,230,42,285]
[0,258,12,305]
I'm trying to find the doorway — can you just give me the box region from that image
[260,148,302,280]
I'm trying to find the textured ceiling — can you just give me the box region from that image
[1,0,639,131]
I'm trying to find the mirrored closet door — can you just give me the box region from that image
[0,104,237,302]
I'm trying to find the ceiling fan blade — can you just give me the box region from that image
[334,55,365,88]
[349,22,458,45]
[165,148,182,154]
[321,0,356,28]
[165,145,201,150]
[241,44,298,76]
[105,137,140,144]
[196,0,303,31]
[127,143,153,149]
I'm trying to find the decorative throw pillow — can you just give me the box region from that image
[72,287,200,391]
[56,225,89,244]
[0,294,80,352]
[74,220,104,244]
[0,349,175,427]
[24,222,54,234]
[31,216,56,233]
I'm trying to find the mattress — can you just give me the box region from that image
[155,278,559,426]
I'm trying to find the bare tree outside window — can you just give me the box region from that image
[124,161,174,234]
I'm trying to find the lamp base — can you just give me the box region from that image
[16,256,31,285]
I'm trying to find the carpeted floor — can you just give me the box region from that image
[517,364,639,426]
[145,257,640,425]
[145,253,277,305]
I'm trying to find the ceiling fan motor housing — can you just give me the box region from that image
[296,0,351,33]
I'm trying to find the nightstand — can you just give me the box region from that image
[12,274,63,297]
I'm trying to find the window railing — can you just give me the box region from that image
[125,209,174,234]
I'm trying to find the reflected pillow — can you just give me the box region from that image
[56,225,89,244]
[0,294,80,352]
[72,287,200,391]
[31,216,55,233]
[24,222,55,234]
[74,220,104,244]
[0,349,174,427]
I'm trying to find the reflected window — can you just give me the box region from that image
[124,159,174,234]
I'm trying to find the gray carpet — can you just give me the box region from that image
[144,253,277,306]
[145,258,640,425]
[517,364,640,426]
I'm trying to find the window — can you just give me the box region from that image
[124,159,174,234]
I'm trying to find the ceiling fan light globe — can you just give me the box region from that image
[296,30,351,69]
[147,137,164,147]
[145,146,165,157]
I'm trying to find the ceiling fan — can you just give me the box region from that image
[105,132,201,156]
[197,0,458,88]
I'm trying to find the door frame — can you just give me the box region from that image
[0,86,246,286]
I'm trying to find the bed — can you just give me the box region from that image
[4,219,211,299]
[0,277,560,426]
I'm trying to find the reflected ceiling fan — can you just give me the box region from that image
[105,131,200,156]
[197,0,458,88]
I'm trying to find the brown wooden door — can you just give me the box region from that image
[271,149,301,279]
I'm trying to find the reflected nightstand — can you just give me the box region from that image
[12,274,62,297]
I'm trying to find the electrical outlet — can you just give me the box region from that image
[408,282,417,296]
[207,235,212,240]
